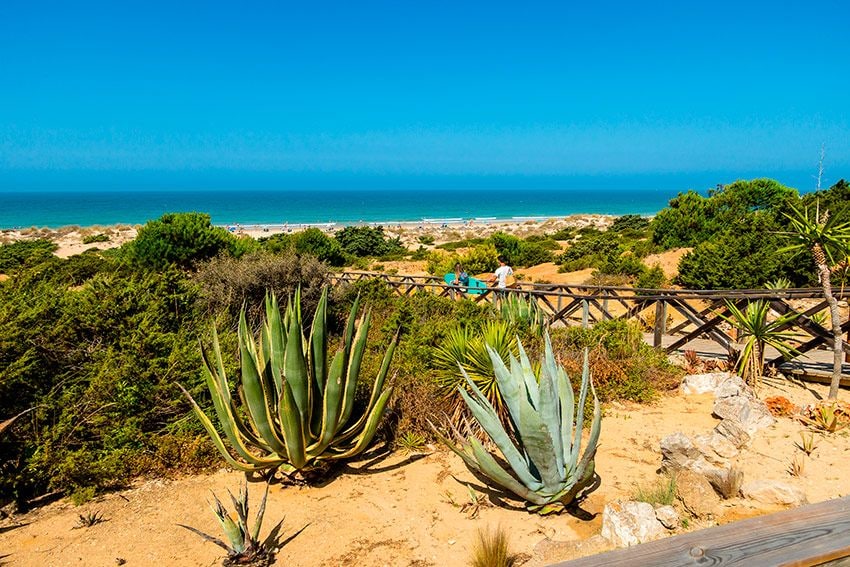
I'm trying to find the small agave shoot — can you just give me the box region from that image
[179,482,295,567]
[437,334,602,515]
[181,288,397,476]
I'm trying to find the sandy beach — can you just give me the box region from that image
[1,214,618,259]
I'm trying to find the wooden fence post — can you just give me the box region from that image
[653,299,666,348]
[581,299,589,329]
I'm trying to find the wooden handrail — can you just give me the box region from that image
[330,271,850,366]
[552,496,850,566]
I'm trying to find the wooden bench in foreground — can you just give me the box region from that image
[553,496,850,566]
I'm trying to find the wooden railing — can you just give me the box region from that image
[553,495,850,566]
[330,271,850,366]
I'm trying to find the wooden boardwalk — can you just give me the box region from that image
[331,271,850,380]
[553,496,850,566]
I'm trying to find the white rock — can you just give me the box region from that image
[713,375,750,399]
[660,432,742,499]
[713,395,775,436]
[680,372,732,395]
[694,431,739,464]
[601,500,667,547]
[654,505,680,530]
[741,480,807,506]
[713,418,751,449]
[660,432,704,471]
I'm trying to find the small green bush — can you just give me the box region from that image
[81,233,110,244]
[548,228,574,240]
[636,264,666,289]
[436,237,488,251]
[610,214,650,233]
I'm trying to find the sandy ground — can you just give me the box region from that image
[2,378,847,567]
[0,226,138,259]
[643,248,691,280]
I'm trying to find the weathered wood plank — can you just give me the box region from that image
[554,496,850,567]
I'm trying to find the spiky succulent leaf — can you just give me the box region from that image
[459,374,542,491]
[338,310,371,428]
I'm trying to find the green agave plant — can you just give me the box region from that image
[436,334,602,515]
[432,320,517,415]
[179,481,300,567]
[181,287,397,474]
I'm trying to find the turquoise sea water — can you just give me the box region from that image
[0,188,678,228]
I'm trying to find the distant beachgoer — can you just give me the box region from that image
[451,262,469,289]
[489,255,514,290]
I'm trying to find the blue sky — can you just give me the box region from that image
[1,0,848,191]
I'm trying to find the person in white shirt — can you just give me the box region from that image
[489,255,514,289]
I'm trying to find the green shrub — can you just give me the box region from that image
[652,179,798,249]
[515,241,555,267]
[802,179,850,224]
[81,233,110,244]
[436,237,488,251]
[558,231,621,272]
[127,213,238,269]
[546,320,681,403]
[417,235,435,245]
[636,264,666,289]
[676,214,810,289]
[0,256,218,505]
[610,214,650,233]
[0,239,57,272]
[334,226,405,257]
[548,228,575,240]
[491,232,554,267]
[595,253,646,279]
[292,228,347,266]
[258,232,293,254]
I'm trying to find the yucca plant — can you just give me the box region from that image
[436,334,602,515]
[179,481,293,567]
[719,299,800,387]
[181,287,397,475]
[779,203,850,399]
[433,321,517,416]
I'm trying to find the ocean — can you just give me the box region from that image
[0,188,679,228]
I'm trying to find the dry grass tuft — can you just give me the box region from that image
[470,526,521,567]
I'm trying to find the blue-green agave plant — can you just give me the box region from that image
[437,334,601,514]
